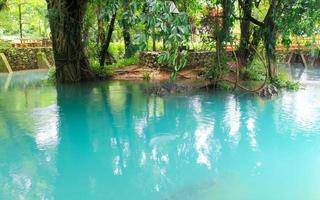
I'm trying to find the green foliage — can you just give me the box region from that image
[240,68,262,81]
[106,56,139,68]
[216,81,233,91]
[89,55,138,78]
[204,51,229,81]
[240,59,265,81]
[201,2,235,83]
[143,71,151,81]
[1,0,319,84]
[278,0,320,37]
[91,60,114,78]
[109,43,125,60]
[47,67,56,82]
[0,0,6,11]
[157,49,189,80]
[271,72,301,90]
[0,39,10,50]
[135,0,192,80]
[0,0,49,38]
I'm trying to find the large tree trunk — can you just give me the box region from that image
[46,0,94,83]
[221,0,233,42]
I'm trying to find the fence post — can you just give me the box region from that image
[0,53,13,73]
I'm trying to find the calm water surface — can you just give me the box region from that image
[1,66,320,200]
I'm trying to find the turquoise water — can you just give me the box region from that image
[1,67,320,200]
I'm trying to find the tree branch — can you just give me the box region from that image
[248,15,264,26]
[238,0,264,27]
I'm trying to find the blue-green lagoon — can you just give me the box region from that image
[1,67,320,200]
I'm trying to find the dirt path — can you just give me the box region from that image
[112,65,205,81]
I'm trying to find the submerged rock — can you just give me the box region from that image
[144,81,193,96]
[259,84,279,97]
[149,134,179,146]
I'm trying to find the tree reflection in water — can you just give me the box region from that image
[0,70,57,200]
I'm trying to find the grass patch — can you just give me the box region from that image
[240,59,265,81]
[105,56,139,68]
[216,82,233,91]
[89,56,138,78]
[90,60,113,78]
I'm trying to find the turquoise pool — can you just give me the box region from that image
[1,66,320,200]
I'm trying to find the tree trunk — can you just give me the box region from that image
[152,27,156,51]
[238,0,252,66]
[123,27,132,58]
[216,0,233,59]
[46,0,95,82]
[247,26,263,65]
[96,1,106,49]
[221,0,232,42]
[82,15,90,48]
[264,24,277,79]
[263,0,278,79]
[212,0,232,81]
[99,9,117,67]
[0,1,6,10]
[18,4,23,39]
[121,0,133,58]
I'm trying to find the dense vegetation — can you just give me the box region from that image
[0,0,319,84]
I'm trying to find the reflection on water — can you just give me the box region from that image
[190,96,215,168]
[32,105,59,150]
[277,64,320,136]
[1,67,320,200]
[224,95,241,147]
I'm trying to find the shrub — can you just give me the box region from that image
[0,40,11,51]
[205,51,229,81]
[109,43,125,60]
[271,71,301,90]
[143,71,151,81]
[240,65,265,81]
[90,59,113,78]
[47,67,56,82]
[88,56,138,78]
[240,59,265,81]
[106,56,139,68]
[216,81,233,91]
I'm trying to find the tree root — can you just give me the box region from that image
[231,46,268,93]
[204,46,270,95]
